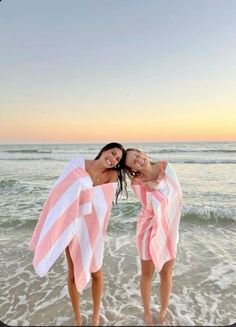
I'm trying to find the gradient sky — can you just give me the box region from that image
[1,0,236,143]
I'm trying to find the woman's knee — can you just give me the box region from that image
[141,269,153,279]
[160,261,173,282]
[160,269,172,282]
[91,270,103,281]
[141,261,154,279]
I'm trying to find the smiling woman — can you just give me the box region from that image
[28,142,127,326]
[85,144,124,186]
[120,148,183,325]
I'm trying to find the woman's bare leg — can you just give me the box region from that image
[65,247,81,326]
[140,259,155,325]
[91,269,103,326]
[158,259,174,322]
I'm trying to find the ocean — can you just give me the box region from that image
[0,141,235,326]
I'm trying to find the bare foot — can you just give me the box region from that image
[144,312,153,326]
[91,314,100,326]
[74,315,82,326]
[159,308,167,323]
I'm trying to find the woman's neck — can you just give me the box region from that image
[85,159,111,185]
[139,162,160,182]
[89,159,107,173]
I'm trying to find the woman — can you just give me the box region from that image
[120,148,183,325]
[29,142,127,326]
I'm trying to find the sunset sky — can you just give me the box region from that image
[1,0,236,144]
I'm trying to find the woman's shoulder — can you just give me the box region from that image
[153,160,167,168]
[152,160,167,175]
[84,158,92,170]
[160,160,168,172]
[108,169,119,182]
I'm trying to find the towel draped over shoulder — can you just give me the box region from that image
[131,162,183,272]
[29,157,117,292]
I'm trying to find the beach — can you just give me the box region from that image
[0,141,236,326]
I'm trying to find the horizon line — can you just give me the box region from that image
[0,139,236,146]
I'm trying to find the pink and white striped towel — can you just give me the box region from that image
[131,162,183,272]
[29,157,117,292]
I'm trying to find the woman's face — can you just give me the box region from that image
[100,147,123,168]
[125,150,148,172]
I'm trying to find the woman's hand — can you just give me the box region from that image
[145,181,158,191]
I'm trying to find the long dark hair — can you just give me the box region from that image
[95,142,128,203]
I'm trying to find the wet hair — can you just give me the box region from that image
[94,142,128,203]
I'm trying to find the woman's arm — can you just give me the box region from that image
[145,161,167,190]
[108,169,119,182]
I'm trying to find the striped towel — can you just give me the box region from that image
[131,162,183,272]
[29,157,117,292]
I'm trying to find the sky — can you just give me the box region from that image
[0,0,236,144]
